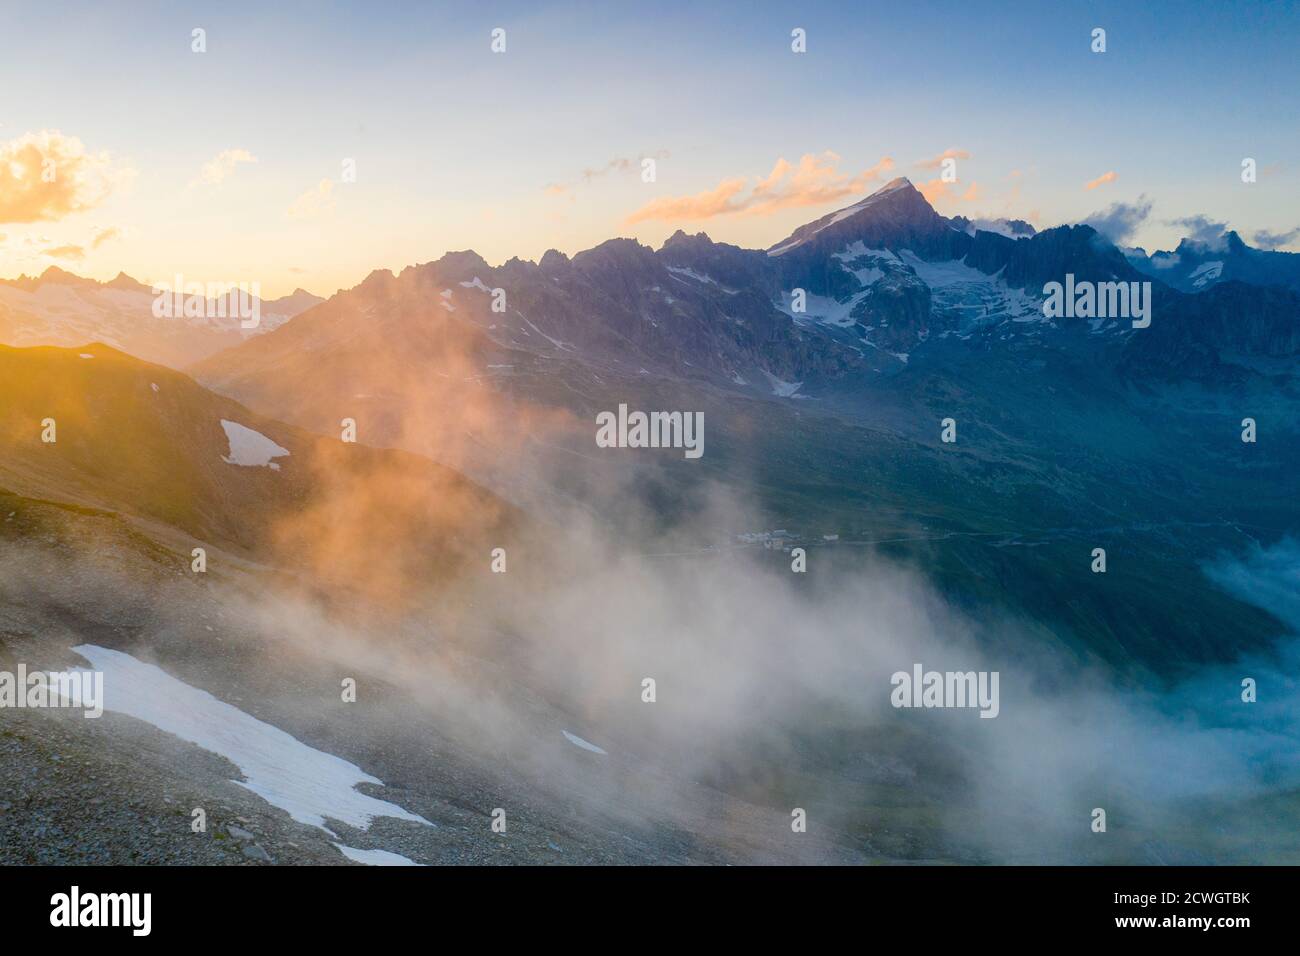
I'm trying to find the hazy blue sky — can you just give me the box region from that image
[2,0,1297,295]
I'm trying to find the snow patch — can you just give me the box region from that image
[666,265,715,285]
[219,420,290,471]
[334,844,422,866]
[1189,261,1224,288]
[767,238,803,257]
[68,645,432,836]
[666,265,738,293]
[562,730,608,755]
[894,250,1043,326]
[775,287,866,328]
[516,310,569,350]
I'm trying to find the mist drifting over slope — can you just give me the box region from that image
[7,460,1297,863]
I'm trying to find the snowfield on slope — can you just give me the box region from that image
[68,645,431,865]
[562,730,608,755]
[219,419,290,470]
[1190,261,1225,287]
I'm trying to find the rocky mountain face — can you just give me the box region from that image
[945,215,1036,239]
[1121,280,1300,383]
[965,223,1143,288]
[194,231,871,409]
[187,172,1300,509]
[0,268,322,368]
[767,177,967,266]
[190,174,1298,431]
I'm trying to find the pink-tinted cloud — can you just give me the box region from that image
[624,152,894,225]
[44,243,85,260]
[918,178,981,206]
[91,225,122,248]
[622,177,748,225]
[1084,170,1118,191]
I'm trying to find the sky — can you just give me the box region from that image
[1,0,1298,298]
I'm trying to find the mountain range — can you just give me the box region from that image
[191,176,1300,397]
[0,267,322,367]
[1129,229,1300,295]
[3,177,1298,672]
[3,176,1299,867]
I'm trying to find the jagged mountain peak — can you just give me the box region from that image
[1174,230,1247,256]
[538,248,570,272]
[876,175,916,192]
[766,176,945,258]
[661,229,734,255]
[264,287,325,314]
[107,271,151,293]
[429,250,492,275]
[662,228,708,249]
[1131,226,1300,294]
[571,236,659,272]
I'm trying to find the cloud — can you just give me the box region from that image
[546,151,671,196]
[0,226,123,265]
[1252,226,1300,250]
[90,225,122,249]
[287,178,336,219]
[44,243,84,260]
[915,148,970,170]
[623,177,748,224]
[1082,195,1153,244]
[623,152,894,225]
[1084,170,1118,191]
[0,130,127,224]
[918,178,981,206]
[1168,213,1230,248]
[194,148,257,186]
